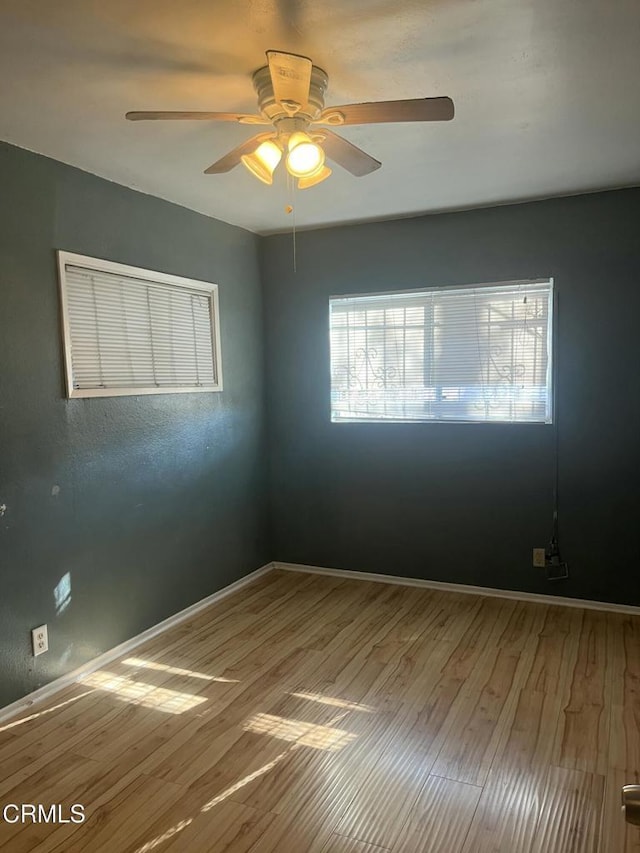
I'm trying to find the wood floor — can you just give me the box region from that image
[1,569,639,852]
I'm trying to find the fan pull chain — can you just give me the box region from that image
[292,188,297,274]
[286,173,297,273]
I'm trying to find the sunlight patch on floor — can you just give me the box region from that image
[0,691,95,732]
[244,712,357,751]
[121,657,239,683]
[131,707,360,853]
[290,691,375,713]
[134,750,291,853]
[135,817,194,853]
[82,671,207,714]
[200,748,291,812]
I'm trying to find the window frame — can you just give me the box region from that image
[57,251,223,399]
[328,277,554,426]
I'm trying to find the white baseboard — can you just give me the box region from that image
[275,561,640,616]
[0,563,276,725]
[4,558,636,725]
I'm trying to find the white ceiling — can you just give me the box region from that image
[1,0,639,234]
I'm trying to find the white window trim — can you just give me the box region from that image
[57,251,223,399]
[329,277,554,426]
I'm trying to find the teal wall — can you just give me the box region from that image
[261,189,640,605]
[0,141,270,709]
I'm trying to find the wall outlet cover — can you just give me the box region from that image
[533,548,546,568]
[32,625,48,657]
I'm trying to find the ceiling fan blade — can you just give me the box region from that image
[203,133,274,174]
[126,111,268,124]
[316,97,454,126]
[266,50,312,111]
[319,130,381,177]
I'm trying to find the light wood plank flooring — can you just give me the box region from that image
[1,569,639,852]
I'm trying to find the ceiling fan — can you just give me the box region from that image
[126,50,454,189]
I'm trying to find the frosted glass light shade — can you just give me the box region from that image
[286,132,325,178]
[298,165,332,189]
[241,140,282,184]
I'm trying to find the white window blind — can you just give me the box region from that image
[57,252,222,398]
[330,279,553,423]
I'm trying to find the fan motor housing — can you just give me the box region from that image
[252,63,328,125]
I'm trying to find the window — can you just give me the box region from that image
[330,279,553,424]
[57,252,222,398]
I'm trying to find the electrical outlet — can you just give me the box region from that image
[532,548,546,568]
[31,624,48,657]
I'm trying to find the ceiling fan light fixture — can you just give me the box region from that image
[240,139,282,184]
[285,131,325,178]
[298,165,332,189]
[128,51,455,188]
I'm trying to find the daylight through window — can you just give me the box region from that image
[329,279,553,423]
